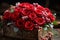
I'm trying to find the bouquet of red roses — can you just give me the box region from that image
[3,2,55,31]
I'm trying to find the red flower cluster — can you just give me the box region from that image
[3,2,55,30]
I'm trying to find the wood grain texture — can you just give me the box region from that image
[3,24,38,40]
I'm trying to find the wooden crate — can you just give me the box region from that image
[3,24,38,40]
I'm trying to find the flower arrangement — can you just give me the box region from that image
[3,2,56,40]
[3,2,55,31]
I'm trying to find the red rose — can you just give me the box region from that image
[47,13,55,22]
[34,9,42,15]
[45,8,51,13]
[11,8,19,17]
[15,19,25,29]
[25,21,34,30]
[18,3,34,10]
[22,9,33,16]
[35,18,45,26]
[36,4,45,11]
[10,14,18,21]
[33,3,44,10]
[45,8,55,22]
[3,10,11,20]
[15,7,23,13]
[10,8,20,21]
[28,12,37,20]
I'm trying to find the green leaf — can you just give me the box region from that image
[44,27,47,30]
[45,24,49,27]
[52,29,58,36]
[10,9,14,13]
[13,27,19,32]
[53,21,58,25]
